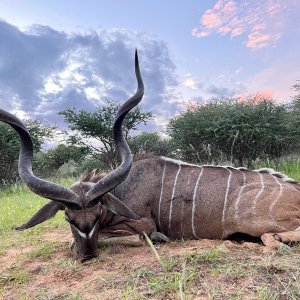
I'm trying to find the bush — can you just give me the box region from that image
[168,98,300,167]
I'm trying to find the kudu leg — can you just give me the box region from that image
[98,234,144,247]
[261,231,300,251]
[99,216,169,243]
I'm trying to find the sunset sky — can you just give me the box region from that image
[0,0,299,130]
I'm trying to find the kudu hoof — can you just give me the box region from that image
[150,232,170,243]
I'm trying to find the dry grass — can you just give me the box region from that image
[1,227,300,299]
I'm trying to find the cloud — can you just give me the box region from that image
[206,85,236,98]
[0,20,178,129]
[192,0,291,49]
[181,74,202,90]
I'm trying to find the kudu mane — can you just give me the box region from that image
[81,156,300,190]
[80,170,106,183]
[79,155,160,183]
[161,157,300,186]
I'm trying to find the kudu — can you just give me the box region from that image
[17,157,300,253]
[109,157,300,250]
[2,53,300,261]
[0,51,152,261]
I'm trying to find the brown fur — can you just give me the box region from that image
[106,157,300,249]
[81,170,107,183]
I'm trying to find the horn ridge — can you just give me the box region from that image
[87,50,144,204]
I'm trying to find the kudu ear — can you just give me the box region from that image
[101,193,141,220]
[15,201,64,231]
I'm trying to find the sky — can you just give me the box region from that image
[0,0,300,132]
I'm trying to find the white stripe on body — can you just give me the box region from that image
[253,172,264,213]
[168,164,181,235]
[158,163,166,230]
[192,167,203,239]
[269,174,283,214]
[181,169,194,237]
[234,170,246,221]
[222,168,232,228]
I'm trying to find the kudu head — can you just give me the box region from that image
[0,50,144,262]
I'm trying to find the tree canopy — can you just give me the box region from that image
[59,99,153,169]
[0,120,54,183]
[128,132,175,158]
[168,98,300,168]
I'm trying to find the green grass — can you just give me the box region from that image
[0,177,74,235]
[186,247,224,265]
[256,286,280,300]
[253,155,300,180]
[26,242,55,260]
[0,177,74,266]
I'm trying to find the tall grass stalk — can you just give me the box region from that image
[143,232,166,271]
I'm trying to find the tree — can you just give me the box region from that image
[0,120,54,183]
[34,144,89,177]
[59,99,153,169]
[168,98,298,168]
[129,132,175,157]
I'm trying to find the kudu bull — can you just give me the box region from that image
[0,51,151,261]
[2,53,300,262]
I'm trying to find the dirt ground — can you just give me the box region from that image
[1,229,300,300]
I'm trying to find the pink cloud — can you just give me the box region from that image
[192,0,291,49]
[257,89,275,99]
[201,9,221,29]
[244,56,300,102]
[231,27,244,37]
[246,33,272,49]
[192,29,210,38]
[213,0,224,10]
[223,1,237,14]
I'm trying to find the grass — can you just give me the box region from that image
[256,286,280,300]
[26,242,55,260]
[253,155,300,180]
[121,244,300,299]
[0,178,74,237]
[0,267,30,287]
[1,160,300,299]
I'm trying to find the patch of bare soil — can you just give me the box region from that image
[1,229,299,300]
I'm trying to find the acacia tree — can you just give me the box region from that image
[168,98,299,168]
[0,120,54,183]
[59,99,153,169]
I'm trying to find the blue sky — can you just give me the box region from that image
[0,0,300,131]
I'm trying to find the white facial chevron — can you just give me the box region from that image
[73,222,98,239]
